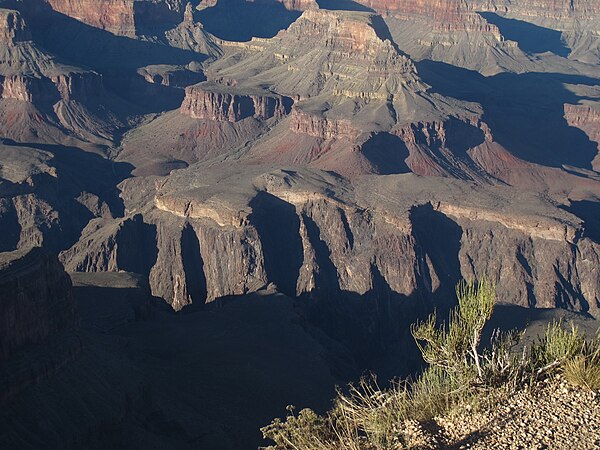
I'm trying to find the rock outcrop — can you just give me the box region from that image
[358,0,502,34]
[289,107,360,140]
[60,169,600,315]
[473,0,600,21]
[42,0,187,36]
[211,8,424,99]
[181,82,293,122]
[0,8,128,144]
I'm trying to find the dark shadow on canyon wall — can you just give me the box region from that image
[562,200,600,243]
[0,205,21,252]
[415,60,600,171]
[483,304,597,348]
[479,12,570,57]
[302,213,342,295]
[198,0,301,41]
[361,132,411,174]
[249,192,303,297]
[5,140,133,218]
[181,224,208,306]
[115,216,159,278]
[26,3,205,70]
[22,3,205,113]
[410,203,463,305]
[0,140,135,253]
[317,0,374,12]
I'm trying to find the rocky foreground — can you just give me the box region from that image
[408,376,600,449]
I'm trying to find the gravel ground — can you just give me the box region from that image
[404,376,600,449]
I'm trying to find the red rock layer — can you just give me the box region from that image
[0,71,105,103]
[354,0,501,34]
[181,85,292,122]
[42,0,185,35]
[289,108,360,140]
[473,0,600,20]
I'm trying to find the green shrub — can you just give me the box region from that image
[531,321,587,372]
[411,278,495,383]
[261,406,332,450]
[261,279,600,450]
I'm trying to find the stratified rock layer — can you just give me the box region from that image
[181,82,292,122]
[42,0,187,36]
[61,169,600,314]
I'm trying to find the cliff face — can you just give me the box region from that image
[274,0,317,10]
[60,170,600,314]
[289,108,360,140]
[357,0,600,25]
[0,247,77,362]
[211,8,423,100]
[0,8,31,42]
[0,70,105,103]
[473,0,600,21]
[181,83,293,122]
[357,0,502,34]
[42,0,186,36]
[0,8,128,144]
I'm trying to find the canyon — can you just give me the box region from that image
[0,0,599,448]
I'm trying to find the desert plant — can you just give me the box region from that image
[530,321,587,375]
[332,377,407,449]
[411,278,496,382]
[563,354,600,391]
[261,406,332,450]
[481,329,528,389]
[261,279,600,450]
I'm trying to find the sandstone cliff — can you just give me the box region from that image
[42,0,187,36]
[181,82,293,122]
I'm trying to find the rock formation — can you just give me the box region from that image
[0,2,598,447]
[58,168,600,315]
[181,82,293,121]
[41,0,187,36]
[565,103,600,171]
[0,8,129,145]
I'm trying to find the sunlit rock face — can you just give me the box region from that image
[181,82,292,122]
[41,0,187,35]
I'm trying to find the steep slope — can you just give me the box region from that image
[134,8,497,179]
[0,247,80,405]
[40,0,188,36]
[342,0,534,75]
[0,139,132,253]
[60,166,600,316]
[0,8,135,146]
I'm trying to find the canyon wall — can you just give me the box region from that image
[42,0,186,35]
[181,84,292,122]
[355,0,502,34]
[61,172,600,315]
[0,247,77,362]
